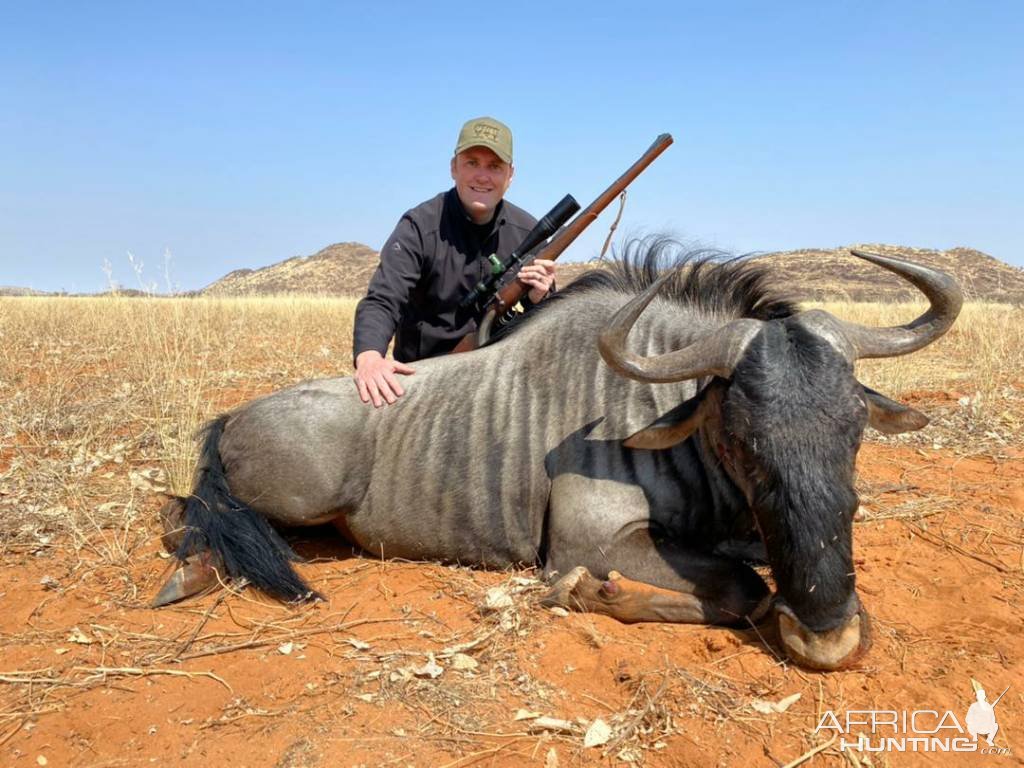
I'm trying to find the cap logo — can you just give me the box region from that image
[474,124,500,142]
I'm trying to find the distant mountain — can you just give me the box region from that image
[202,242,379,296]
[749,244,1024,303]
[171,242,1024,305]
[0,286,49,296]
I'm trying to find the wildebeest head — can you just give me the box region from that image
[599,250,962,669]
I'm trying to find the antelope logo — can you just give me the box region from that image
[966,678,1008,747]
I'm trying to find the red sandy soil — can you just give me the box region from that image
[2,443,1022,768]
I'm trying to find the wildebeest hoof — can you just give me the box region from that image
[159,497,188,553]
[540,566,603,610]
[152,551,223,607]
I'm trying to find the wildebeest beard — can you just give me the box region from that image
[721,320,867,632]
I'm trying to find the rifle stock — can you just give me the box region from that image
[451,132,673,354]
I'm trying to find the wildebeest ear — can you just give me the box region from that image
[624,386,715,450]
[863,385,929,434]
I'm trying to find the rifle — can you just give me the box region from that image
[451,132,674,354]
[992,685,1009,708]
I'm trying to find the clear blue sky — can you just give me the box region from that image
[2,2,1021,293]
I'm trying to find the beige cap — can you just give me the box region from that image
[454,116,513,164]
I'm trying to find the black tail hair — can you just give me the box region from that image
[175,415,319,602]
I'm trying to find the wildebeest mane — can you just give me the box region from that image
[490,237,799,344]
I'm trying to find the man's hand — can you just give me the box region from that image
[354,350,415,407]
[517,259,557,304]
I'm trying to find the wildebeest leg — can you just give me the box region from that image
[542,553,770,627]
[159,497,187,553]
[542,475,769,625]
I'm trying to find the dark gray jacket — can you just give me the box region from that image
[354,188,537,363]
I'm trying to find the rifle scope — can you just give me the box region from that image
[460,193,581,310]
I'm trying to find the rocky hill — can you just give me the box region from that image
[202,242,1024,304]
[201,242,380,296]
[0,286,49,296]
[749,244,1024,303]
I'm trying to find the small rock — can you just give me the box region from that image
[39,575,59,590]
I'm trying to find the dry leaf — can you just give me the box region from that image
[528,717,579,734]
[514,709,542,721]
[750,692,801,714]
[544,747,559,768]
[583,718,612,747]
[278,642,294,655]
[67,627,92,644]
[130,468,168,493]
[482,586,514,611]
[451,653,478,671]
[774,692,802,712]
[412,653,443,678]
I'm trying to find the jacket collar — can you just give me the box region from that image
[447,187,505,233]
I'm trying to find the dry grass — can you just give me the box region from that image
[815,300,1024,412]
[812,300,1024,451]
[0,294,357,558]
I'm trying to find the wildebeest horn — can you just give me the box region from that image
[598,270,763,383]
[836,250,963,360]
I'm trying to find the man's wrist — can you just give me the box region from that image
[354,349,385,368]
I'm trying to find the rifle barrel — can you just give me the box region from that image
[992,685,1010,707]
[534,133,673,266]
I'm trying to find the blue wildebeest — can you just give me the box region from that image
[156,243,961,670]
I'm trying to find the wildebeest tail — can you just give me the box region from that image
[175,414,319,602]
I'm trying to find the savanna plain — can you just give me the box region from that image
[1,293,1022,767]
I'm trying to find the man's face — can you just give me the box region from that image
[450,146,514,224]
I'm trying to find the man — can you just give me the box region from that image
[353,116,557,407]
